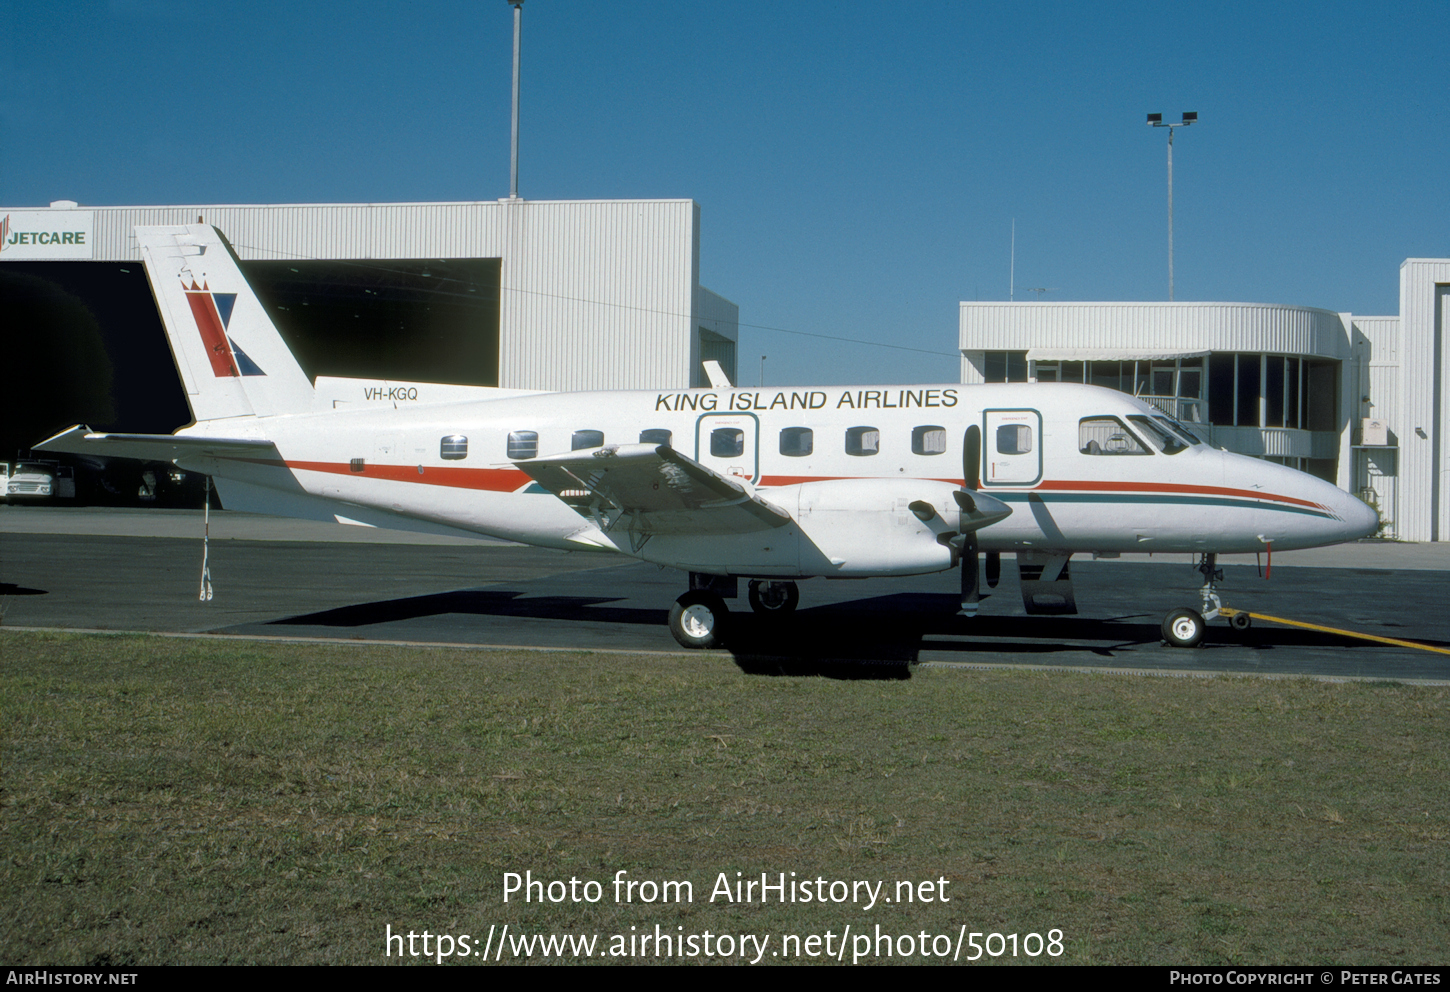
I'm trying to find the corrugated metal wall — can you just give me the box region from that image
[1397,262,1450,541]
[37,199,737,393]
[959,302,1353,359]
[1351,316,1402,537]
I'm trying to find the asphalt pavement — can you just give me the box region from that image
[3,505,1448,682]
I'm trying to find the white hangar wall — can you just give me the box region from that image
[4,198,738,393]
[961,291,1450,542]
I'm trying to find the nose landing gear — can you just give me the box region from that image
[1161,553,1224,648]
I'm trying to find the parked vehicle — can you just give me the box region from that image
[7,461,55,499]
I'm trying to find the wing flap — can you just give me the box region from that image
[516,444,791,535]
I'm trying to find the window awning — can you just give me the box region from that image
[1026,349,1211,362]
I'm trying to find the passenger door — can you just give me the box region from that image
[694,413,760,484]
[983,409,1042,486]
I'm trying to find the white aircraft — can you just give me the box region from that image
[37,225,1378,650]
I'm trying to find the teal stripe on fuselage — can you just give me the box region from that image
[994,491,1335,520]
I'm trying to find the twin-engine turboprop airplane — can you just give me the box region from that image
[37,225,1378,649]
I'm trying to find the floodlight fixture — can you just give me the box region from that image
[1146,111,1199,300]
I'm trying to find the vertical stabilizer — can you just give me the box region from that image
[138,225,314,421]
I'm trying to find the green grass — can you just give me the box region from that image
[2,630,1448,965]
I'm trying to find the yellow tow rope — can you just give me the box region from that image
[1219,607,1450,657]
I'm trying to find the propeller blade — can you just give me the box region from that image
[959,425,986,617]
[963,425,981,491]
[960,531,980,615]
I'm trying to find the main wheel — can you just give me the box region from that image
[669,591,729,649]
[1162,607,1206,648]
[747,580,800,615]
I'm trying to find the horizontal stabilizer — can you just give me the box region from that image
[516,443,791,535]
[34,425,279,465]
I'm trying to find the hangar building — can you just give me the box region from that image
[2,197,739,446]
[960,261,1450,541]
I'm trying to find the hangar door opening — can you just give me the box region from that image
[242,258,502,387]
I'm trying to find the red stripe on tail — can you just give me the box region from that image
[185,291,238,377]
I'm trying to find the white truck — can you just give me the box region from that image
[5,461,58,500]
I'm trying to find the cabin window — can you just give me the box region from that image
[780,427,813,457]
[639,428,672,446]
[996,424,1033,455]
[439,435,468,460]
[507,431,538,459]
[1079,417,1148,455]
[912,426,947,455]
[711,427,745,458]
[845,426,880,456]
[572,429,604,450]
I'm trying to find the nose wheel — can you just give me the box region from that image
[1162,608,1206,648]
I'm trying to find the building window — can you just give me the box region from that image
[1236,354,1261,428]
[507,431,538,459]
[780,427,813,457]
[985,351,1028,383]
[440,435,468,460]
[572,430,604,450]
[710,428,744,458]
[912,426,947,455]
[639,429,672,446]
[845,426,880,456]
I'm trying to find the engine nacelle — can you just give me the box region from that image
[784,478,962,576]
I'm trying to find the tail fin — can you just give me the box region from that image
[138,224,314,421]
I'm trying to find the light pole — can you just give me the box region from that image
[508,0,524,200]
[1147,111,1196,301]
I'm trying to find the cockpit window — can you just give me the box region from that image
[1080,417,1149,455]
[1128,415,1187,454]
[1153,415,1204,446]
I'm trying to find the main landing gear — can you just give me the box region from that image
[747,579,800,615]
[668,576,800,649]
[1161,552,1238,648]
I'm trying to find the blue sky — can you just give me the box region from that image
[3,0,1447,385]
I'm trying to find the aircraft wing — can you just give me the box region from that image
[33,425,279,464]
[515,443,792,535]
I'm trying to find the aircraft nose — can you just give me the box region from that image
[1337,487,1380,540]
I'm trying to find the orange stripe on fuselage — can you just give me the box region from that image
[228,460,1327,513]
[283,459,530,491]
[1035,478,1326,512]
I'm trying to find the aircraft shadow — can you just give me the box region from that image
[0,583,48,596]
[262,587,1449,678]
[269,589,668,628]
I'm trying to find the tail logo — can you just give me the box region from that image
[182,279,266,377]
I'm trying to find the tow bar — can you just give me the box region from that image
[1218,607,1450,657]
